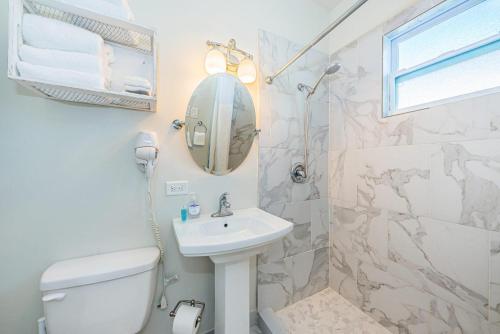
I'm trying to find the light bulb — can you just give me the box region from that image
[237,58,257,84]
[205,49,227,74]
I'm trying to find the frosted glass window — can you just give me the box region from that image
[383,0,500,117]
[398,0,500,70]
[397,45,500,109]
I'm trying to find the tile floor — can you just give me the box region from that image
[276,288,391,334]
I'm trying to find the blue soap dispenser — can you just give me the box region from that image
[180,205,188,223]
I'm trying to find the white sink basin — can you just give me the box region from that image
[173,207,292,262]
[172,207,292,334]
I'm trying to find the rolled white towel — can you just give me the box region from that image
[58,0,134,21]
[17,62,105,90]
[124,76,152,90]
[125,83,151,91]
[23,14,104,56]
[20,45,104,75]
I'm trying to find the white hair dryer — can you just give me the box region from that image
[135,131,159,179]
[135,131,169,310]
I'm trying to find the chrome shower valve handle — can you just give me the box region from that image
[291,163,308,183]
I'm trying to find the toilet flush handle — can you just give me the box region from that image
[42,293,66,302]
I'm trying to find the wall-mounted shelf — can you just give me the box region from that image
[8,0,158,112]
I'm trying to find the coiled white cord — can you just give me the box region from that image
[147,175,168,310]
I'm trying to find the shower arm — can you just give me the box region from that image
[265,0,368,85]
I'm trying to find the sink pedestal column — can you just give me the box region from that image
[209,246,268,334]
[214,258,250,334]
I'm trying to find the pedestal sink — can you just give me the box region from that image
[172,208,293,334]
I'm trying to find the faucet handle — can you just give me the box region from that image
[211,192,234,218]
[220,192,231,208]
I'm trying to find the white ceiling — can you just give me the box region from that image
[311,0,343,10]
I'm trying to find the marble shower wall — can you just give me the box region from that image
[329,0,500,333]
[257,30,330,312]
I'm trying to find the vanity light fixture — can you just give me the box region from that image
[205,39,256,84]
[205,49,226,74]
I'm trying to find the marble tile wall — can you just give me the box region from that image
[492,232,500,326]
[257,30,330,312]
[329,1,500,333]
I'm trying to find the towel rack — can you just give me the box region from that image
[8,0,158,112]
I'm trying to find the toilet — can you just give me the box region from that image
[39,247,160,334]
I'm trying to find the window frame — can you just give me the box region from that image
[383,0,500,117]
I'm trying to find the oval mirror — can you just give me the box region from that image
[185,73,256,175]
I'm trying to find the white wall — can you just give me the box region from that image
[328,0,420,53]
[0,1,330,333]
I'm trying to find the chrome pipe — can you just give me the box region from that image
[265,0,368,85]
[291,63,341,183]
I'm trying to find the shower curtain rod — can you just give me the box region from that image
[265,0,369,85]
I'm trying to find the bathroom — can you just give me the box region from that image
[1,0,499,333]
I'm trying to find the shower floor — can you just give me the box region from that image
[275,288,390,334]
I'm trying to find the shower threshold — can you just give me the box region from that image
[259,288,390,334]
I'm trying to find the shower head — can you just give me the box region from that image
[298,63,341,98]
[325,63,342,75]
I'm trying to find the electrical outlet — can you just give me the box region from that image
[165,181,189,196]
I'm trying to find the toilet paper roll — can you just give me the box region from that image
[172,304,201,334]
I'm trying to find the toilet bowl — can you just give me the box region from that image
[40,247,160,334]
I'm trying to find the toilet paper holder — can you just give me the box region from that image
[169,299,205,327]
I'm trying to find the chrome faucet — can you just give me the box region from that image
[211,192,233,217]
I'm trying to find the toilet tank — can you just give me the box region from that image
[40,247,160,334]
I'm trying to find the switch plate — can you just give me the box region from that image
[166,181,189,196]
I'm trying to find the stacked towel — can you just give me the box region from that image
[124,76,152,96]
[20,14,114,90]
[20,45,104,74]
[17,62,105,89]
[59,0,135,21]
[22,14,104,55]
[125,76,151,88]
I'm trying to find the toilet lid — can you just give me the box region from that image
[40,247,160,291]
